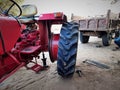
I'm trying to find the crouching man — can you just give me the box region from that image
[113,34,120,51]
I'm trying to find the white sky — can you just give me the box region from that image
[23,0,120,18]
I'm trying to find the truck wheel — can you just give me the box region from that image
[102,33,112,46]
[57,22,79,77]
[80,32,89,43]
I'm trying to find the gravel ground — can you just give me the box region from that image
[0,37,120,90]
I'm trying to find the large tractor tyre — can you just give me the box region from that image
[102,32,112,46]
[57,22,79,77]
[80,32,90,43]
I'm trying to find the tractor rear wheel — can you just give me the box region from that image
[57,22,79,77]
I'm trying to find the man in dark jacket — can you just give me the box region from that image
[113,32,120,51]
[114,37,120,48]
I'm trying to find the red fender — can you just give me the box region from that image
[0,16,22,82]
[0,16,21,54]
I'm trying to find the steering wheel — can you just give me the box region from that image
[5,0,22,17]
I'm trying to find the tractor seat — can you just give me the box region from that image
[19,4,37,24]
[19,18,35,24]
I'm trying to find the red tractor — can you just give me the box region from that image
[0,0,79,82]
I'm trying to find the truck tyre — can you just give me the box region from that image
[102,32,112,46]
[80,32,89,43]
[57,22,79,77]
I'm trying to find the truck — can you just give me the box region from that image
[79,10,120,46]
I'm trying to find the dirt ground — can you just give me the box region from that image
[0,37,120,90]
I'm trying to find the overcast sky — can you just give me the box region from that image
[24,0,120,18]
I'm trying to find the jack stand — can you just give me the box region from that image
[41,52,49,69]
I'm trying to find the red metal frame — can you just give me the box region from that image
[0,16,21,54]
[0,52,25,82]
